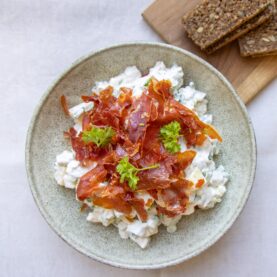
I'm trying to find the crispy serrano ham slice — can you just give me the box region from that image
[63,79,223,220]
[77,165,107,201]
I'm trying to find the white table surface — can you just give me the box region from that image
[1,1,277,276]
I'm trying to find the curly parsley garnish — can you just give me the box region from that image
[82,126,115,147]
[116,157,159,190]
[160,121,181,153]
[144,78,152,87]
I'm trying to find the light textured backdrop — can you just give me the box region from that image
[1,1,277,276]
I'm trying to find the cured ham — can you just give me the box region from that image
[127,92,152,143]
[64,79,223,220]
[60,95,70,116]
[77,165,107,201]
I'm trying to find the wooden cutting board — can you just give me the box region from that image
[142,0,277,103]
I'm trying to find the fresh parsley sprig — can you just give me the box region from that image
[116,157,159,190]
[82,126,115,147]
[144,78,152,87]
[160,121,181,153]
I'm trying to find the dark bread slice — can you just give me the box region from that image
[205,4,274,54]
[250,50,277,57]
[183,0,271,50]
[239,1,277,57]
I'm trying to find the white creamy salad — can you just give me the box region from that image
[54,62,229,248]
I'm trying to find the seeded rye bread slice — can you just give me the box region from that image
[205,4,274,54]
[239,1,277,57]
[182,0,271,50]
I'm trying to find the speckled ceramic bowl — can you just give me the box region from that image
[25,42,256,269]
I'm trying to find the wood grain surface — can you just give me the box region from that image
[142,0,277,103]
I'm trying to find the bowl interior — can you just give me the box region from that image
[26,43,256,269]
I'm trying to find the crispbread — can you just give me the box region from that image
[239,1,277,57]
[183,0,271,50]
[205,4,274,54]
